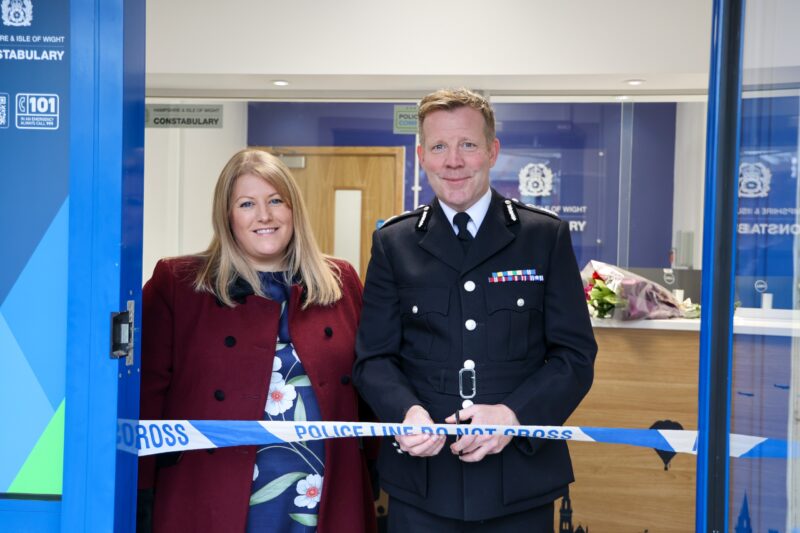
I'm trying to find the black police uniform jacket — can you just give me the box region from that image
[354,189,597,521]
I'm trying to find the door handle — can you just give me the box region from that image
[111,299,135,366]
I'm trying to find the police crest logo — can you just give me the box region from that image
[518,162,554,197]
[1,0,32,27]
[738,161,771,198]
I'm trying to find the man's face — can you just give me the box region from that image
[418,106,499,212]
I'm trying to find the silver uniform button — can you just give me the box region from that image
[412,305,419,314]
[464,280,476,292]
[462,399,474,409]
[463,359,475,370]
[465,319,477,331]
[517,298,525,307]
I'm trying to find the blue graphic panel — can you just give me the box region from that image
[1,199,68,409]
[0,0,70,498]
[730,334,792,533]
[735,96,799,309]
[0,312,55,491]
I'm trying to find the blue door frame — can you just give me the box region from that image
[60,0,144,531]
[696,0,745,531]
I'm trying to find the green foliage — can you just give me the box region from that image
[250,472,308,506]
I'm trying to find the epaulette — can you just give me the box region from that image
[509,198,561,220]
[379,204,430,231]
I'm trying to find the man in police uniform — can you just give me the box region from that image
[353,88,597,532]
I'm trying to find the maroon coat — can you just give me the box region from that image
[139,257,376,533]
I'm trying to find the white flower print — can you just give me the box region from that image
[253,464,259,481]
[271,356,283,384]
[293,474,323,509]
[266,379,296,416]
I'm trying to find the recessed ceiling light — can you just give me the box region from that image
[272,80,289,86]
[625,79,645,86]
[615,95,630,101]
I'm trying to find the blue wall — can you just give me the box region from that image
[247,101,677,270]
[629,104,677,267]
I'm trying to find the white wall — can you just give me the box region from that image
[142,101,248,283]
[672,102,707,269]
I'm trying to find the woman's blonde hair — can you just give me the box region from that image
[194,148,342,308]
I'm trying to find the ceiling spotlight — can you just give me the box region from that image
[272,80,290,86]
[625,79,645,86]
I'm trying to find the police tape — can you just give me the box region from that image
[118,420,795,459]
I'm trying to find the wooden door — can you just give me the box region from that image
[262,146,405,279]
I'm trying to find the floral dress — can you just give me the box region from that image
[246,273,326,532]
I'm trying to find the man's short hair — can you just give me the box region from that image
[418,88,496,145]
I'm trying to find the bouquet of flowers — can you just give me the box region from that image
[581,260,684,320]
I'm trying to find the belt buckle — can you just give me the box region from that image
[458,367,476,399]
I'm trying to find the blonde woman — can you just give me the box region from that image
[139,148,376,533]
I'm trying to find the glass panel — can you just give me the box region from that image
[488,99,706,531]
[731,2,800,532]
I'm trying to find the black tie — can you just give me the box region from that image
[454,212,473,251]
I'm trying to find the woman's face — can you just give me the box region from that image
[229,173,294,271]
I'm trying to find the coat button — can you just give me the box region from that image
[224,336,236,347]
[463,280,476,292]
[341,375,351,385]
[324,327,333,337]
[517,298,525,307]
[412,305,419,314]
[465,319,477,331]
[214,389,225,401]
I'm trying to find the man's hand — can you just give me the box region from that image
[395,405,446,457]
[445,403,519,462]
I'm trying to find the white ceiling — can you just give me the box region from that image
[146,0,718,99]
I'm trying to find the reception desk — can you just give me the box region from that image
[558,310,799,532]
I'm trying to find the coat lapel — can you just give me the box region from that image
[418,199,465,272]
[462,191,516,273]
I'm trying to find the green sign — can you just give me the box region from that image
[393,105,418,135]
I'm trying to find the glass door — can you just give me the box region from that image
[729,2,800,532]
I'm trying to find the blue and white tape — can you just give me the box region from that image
[119,420,795,459]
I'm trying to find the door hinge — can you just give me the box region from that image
[111,300,135,366]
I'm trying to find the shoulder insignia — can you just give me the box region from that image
[502,199,519,225]
[379,205,429,231]
[510,198,561,220]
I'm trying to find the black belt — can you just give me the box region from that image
[402,359,536,397]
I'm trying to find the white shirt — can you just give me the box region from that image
[438,188,492,238]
